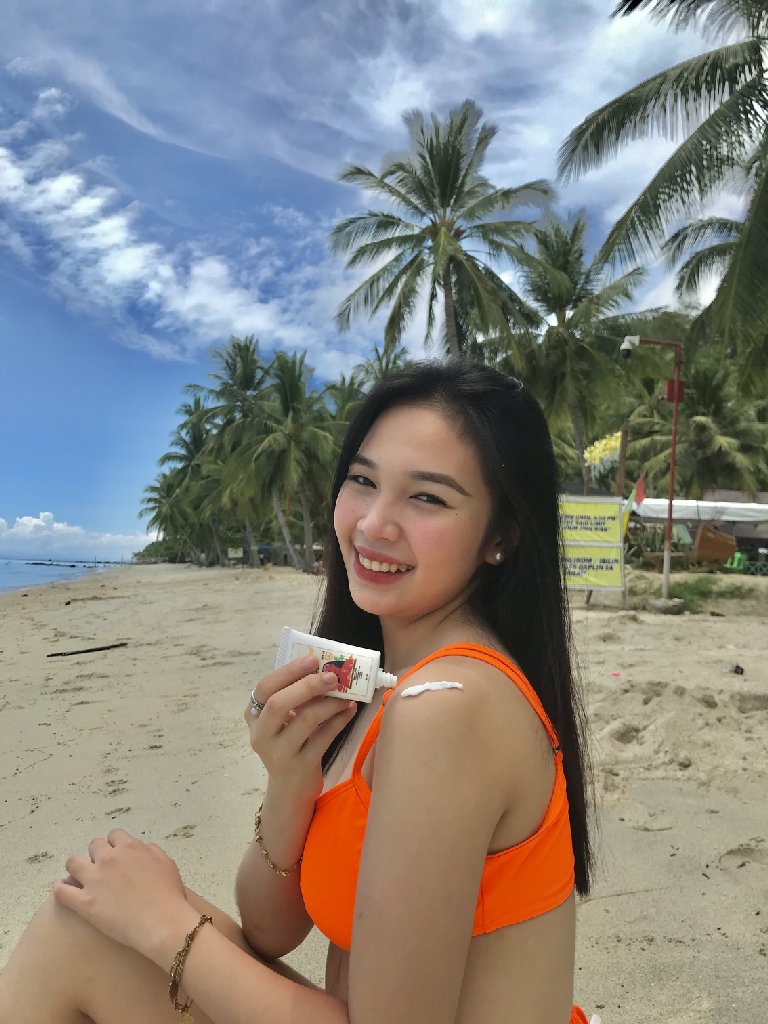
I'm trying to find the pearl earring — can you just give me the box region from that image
[495,552,503,563]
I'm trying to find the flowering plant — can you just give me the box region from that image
[583,432,621,480]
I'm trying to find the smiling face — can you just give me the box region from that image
[333,403,501,624]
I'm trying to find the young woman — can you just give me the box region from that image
[0,361,595,1024]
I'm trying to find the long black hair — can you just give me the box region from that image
[313,360,593,895]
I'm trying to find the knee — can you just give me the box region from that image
[29,888,105,956]
[0,892,87,1019]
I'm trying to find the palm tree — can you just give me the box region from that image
[186,336,268,566]
[558,1,768,352]
[228,352,336,572]
[507,216,662,490]
[323,372,367,429]
[352,342,410,386]
[140,470,199,562]
[186,335,267,426]
[158,396,226,564]
[331,99,552,358]
[627,355,768,497]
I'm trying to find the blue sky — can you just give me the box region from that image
[0,0,715,560]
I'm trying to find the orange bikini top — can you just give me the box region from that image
[300,643,575,952]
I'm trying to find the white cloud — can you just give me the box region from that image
[0,1,728,375]
[0,221,34,264]
[442,0,524,42]
[10,46,198,150]
[0,131,376,370]
[0,512,154,560]
[32,86,70,119]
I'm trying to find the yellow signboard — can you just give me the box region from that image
[560,499,622,544]
[560,496,625,592]
[563,545,624,590]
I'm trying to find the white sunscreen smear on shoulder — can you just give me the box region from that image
[399,680,464,698]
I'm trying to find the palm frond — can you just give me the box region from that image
[662,216,743,265]
[335,252,418,331]
[342,232,426,268]
[595,77,765,265]
[461,219,541,258]
[424,279,439,347]
[456,180,555,223]
[329,213,422,256]
[710,135,768,341]
[505,243,575,312]
[675,241,737,296]
[558,40,763,182]
[338,165,427,217]
[383,258,429,348]
[612,0,767,39]
[568,268,647,328]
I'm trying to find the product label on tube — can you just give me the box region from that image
[289,642,373,700]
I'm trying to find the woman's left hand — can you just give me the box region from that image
[53,830,191,960]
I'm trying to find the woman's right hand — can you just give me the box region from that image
[244,654,358,804]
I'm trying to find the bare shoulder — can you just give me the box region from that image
[390,651,542,734]
[384,651,554,795]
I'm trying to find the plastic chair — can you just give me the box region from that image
[725,551,746,571]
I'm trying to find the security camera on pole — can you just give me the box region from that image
[620,336,684,600]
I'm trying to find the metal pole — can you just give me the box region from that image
[662,345,683,599]
[614,427,629,497]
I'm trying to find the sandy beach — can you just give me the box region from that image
[1,563,766,1022]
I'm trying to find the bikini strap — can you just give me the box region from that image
[352,643,560,779]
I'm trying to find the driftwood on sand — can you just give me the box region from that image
[47,642,128,658]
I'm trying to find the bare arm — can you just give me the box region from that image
[146,902,349,1024]
[235,781,315,961]
[235,657,356,960]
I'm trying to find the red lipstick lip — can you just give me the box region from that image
[354,545,413,567]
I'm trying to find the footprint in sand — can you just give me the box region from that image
[165,824,197,839]
[640,680,667,704]
[719,839,768,868]
[596,630,619,643]
[105,806,132,819]
[732,692,768,714]
[603,720,644,744]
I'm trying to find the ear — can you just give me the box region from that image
[483,522,520,565]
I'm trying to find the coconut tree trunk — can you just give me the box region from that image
[569,402,590,495]
[299,491,315,573]
[442,265,460,359]
[209,517,224,566]
[271,492,303,570]
[243,518,258,568]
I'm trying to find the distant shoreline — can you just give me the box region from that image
[0,557,128,566]
[0,559,123,595]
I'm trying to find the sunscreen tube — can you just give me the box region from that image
[275,626,397,703]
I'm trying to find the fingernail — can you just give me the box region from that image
[323,673,338,686]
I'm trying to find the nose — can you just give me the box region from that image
[356,495,400,543]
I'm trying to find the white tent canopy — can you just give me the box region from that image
[636,498,768,523]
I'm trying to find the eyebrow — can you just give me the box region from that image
[350,454,471,497]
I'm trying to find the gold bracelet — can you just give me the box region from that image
[168,914,212,1021]
[254,801,302,876]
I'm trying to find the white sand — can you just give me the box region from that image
[1,564,766,1021]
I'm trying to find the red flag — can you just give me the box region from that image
[635,473,646,507]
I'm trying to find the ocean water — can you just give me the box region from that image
[0,559,108,594]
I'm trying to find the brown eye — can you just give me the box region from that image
[413,492,447,507]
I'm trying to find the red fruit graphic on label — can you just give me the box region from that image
[322,656,355,692]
